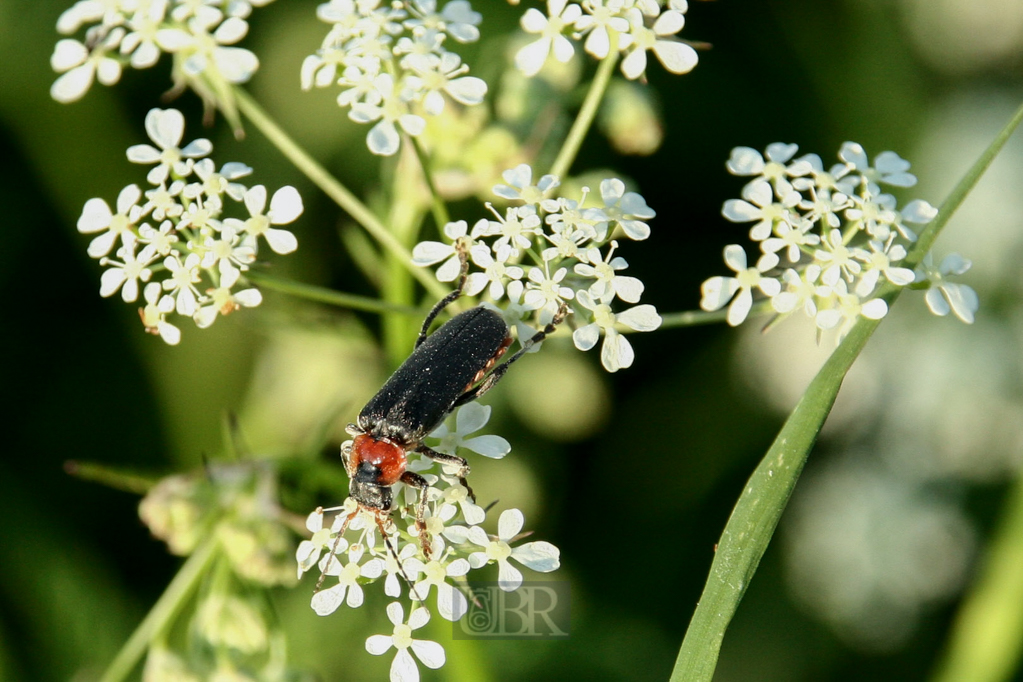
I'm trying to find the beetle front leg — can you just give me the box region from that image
[399,470,433,558]
[415,444,475,502]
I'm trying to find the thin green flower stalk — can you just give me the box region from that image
[671,97,1023,682]
[233,88,449,302]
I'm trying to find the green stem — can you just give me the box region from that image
[547,39,619,179]
[232,88,446,300]
[658,304,771,329]
[99,540,219,682]
[930,472,1023,682]
[245,270,421,316]
[410,136,451,230]
[670,97,1023,682]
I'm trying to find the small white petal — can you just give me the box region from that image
[616,304,661,332]
[498,509,524,540]
[269,186,303,224]
[497,560,523,591]
[311,584,346,616]
[365,634,394,656]
[391,649,419,682]
[652,40,698,74]
[512,541,561,572]
[265,228,298,254]
[411,640,446,669]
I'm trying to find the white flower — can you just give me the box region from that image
[574,0,630,59]
[140,281,181,345]
[523,265,574,313]
[722,179,800,242]
[916,253,979,324]
[77,184,144,258]
[854,240,915,296]
[138,220,180,258]
[815,282,888,342]
[349,73,426,156]
[402,556,470,621]
[193,286,262,329]
[466,509,561,591]
[619,5,698,80]
[178,18,261,84]
[365,603,445,682]
[487,204,542,252]
[572,290,661,372]
[98,235,155,302]
[515,0,583,77]
[162,252,204,316]
[466,243,523,301]
[406,0,483,43]
[311,545,383,616]
[127,109,213,185]
[492,164,560,205]
[404,51,487,116]
[815,228,866,287]
[224,185,302,254]
[296,509,337,579]
[726,143,812,182]
[838,142,917,188]
[412,220,482,281]
[772,265,821,317]
[596,178,655,240]
[574,241,644,303]
[50,31,124,103]
[700,245,781,326]
[429,402,511,460]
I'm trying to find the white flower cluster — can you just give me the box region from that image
[297,403,559,682]
[515,0,699,80]
[301,0,488,156]
[78,108,303,345]
[700,142,979,342]
[413,164,662,372]
[50,0,274,103]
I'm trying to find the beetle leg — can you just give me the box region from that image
[340,439,355,478]
[415,445,475,502]
[453,302,570,407]
[416,240,470,348]
[399,470,433,558]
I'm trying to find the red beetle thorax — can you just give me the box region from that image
[352,434,407,485]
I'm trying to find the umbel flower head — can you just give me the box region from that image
[412,164,662,372]
[700,142,979,342]
[77,107,303,344]
[515,0,700,81]
[301,0,488,156]
[297,403,560,682]
[50,0,275,108]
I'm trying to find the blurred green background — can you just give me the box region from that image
[3,0,1023,680]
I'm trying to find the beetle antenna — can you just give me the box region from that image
[314,507,357,593]
[373,513,428,605]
